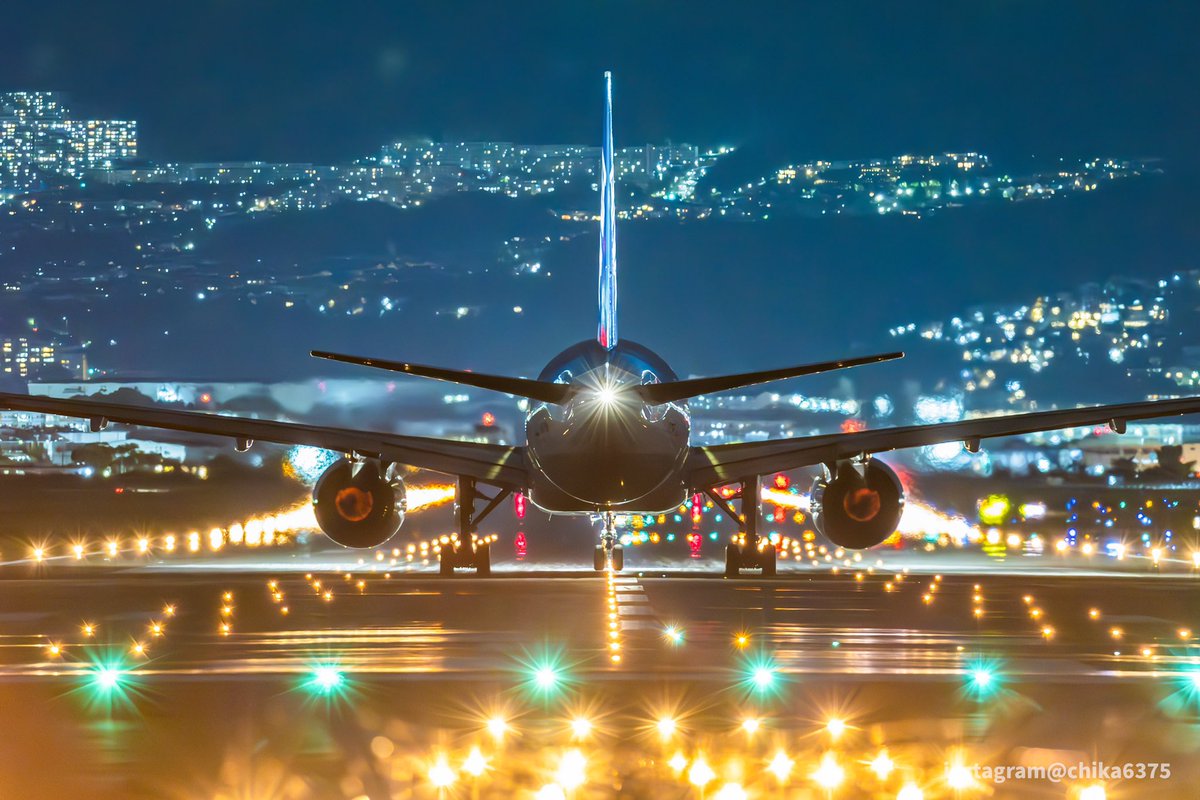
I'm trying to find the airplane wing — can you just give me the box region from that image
[686,395,1200,487]
[0,392,528,488]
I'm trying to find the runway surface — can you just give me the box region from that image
[1,544,1199,798]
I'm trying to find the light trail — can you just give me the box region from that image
[0,483,460,567]
[761,486,978,541]
[407,482,458,512]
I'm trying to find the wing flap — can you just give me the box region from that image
[0,392,527,487]
[688,395,1200,486]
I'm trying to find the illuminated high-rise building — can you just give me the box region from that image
[0,91,137,195]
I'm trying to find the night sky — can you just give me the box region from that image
[3,2,1197,168]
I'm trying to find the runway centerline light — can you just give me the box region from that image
[92,665,124,692]
[897,783,924,800]
[963,654,1006,699]
[688,756,715,789]
[656,716,677,739]
[812,752,845,790]
[869,748,895,780]
[556,749,587,791]
[486,716,509,739]
[826,718,847,739]
[520,648,572,699]
[946,761,974,790]
[535,666,559,689]
[1078,786,1107,800]
[767,750,793,782]
[570,717,593,739]
[428,756,457,789]
[307,664,345,696]
[713,783,748,800]
[461,746,489,778]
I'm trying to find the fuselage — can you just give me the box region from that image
[525,339,691,513]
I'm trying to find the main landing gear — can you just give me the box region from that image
[593,511,625,572]
[704,476,777,578]
[439,478,510,576]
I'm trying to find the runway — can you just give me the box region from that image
[1,542,1199,798]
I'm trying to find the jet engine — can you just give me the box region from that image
[809,459,904,549]
[312,459,407,548]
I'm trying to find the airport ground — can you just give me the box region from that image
[2,520,1199,800]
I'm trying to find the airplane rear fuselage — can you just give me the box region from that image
[526,339,691,513]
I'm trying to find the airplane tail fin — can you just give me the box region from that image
[597,70,618,351]
[633,351,904,405]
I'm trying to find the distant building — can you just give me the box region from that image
[0,91,137,195]
[0,334,80,379]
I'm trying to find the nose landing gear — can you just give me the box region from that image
[593,511,625,572]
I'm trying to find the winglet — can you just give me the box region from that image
[597,70,618,351]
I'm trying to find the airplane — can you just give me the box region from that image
[4,72,1200,577]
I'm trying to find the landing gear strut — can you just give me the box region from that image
[705,476,777,578]
[439,478,510,576]
[593,511,624,572]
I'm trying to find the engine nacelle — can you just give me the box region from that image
[312,459,407,548]
[810,459,904,549]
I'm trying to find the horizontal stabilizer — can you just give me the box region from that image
[635,351,904,405]
[311,350,570,405]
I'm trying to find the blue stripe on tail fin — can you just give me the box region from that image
[597,71,618,351]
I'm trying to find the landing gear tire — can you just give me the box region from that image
[596,510,622,572]
[724,543,741,577]
[473,542,491,576]
[439,546,455,576]
[760,543,777,577]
